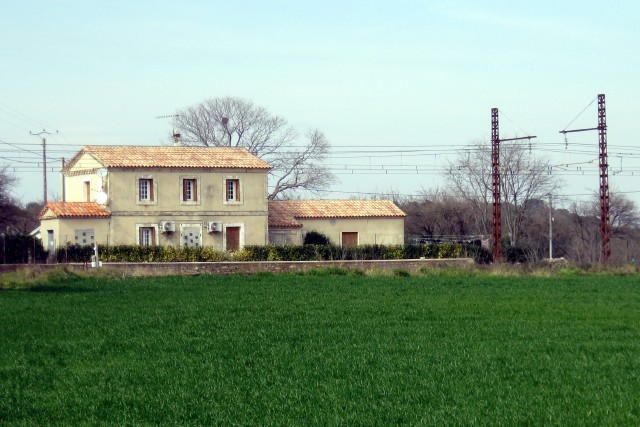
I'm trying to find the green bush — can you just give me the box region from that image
[303,230,331,245]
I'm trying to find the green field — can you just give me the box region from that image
[1,270,639,425]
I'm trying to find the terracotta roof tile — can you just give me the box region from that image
[64,145,271,171]
[268,200,405,228]
[39,202,111,219]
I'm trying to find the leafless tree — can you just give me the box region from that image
[566,200,600,264]
[447,140,559,246]
[0,166,20,226]
[580,191,640,264]
[174,96,336,199]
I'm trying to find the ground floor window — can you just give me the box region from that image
[138,226,157,246]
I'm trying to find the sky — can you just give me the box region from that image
[2,0,640,209]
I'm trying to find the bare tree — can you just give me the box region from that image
[0,166,20,227]
[566,200,600,264]
[175,96,336,199]
[447,140,558,246]
[445,144,492,237]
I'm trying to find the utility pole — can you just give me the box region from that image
[61,157,66,202]
[548,194,553,260]
[491,109,502,262]
[491,108,536,263]
[30,129,56,204]
[559,94,609,263]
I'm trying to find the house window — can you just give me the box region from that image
[138,227,156,246]
[137,176,157,205]
[139,179,154,201]
[226,179,240,202]
[83,181,91,202]
[183,179,197,202]
[180,176,200,204]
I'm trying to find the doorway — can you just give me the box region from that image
[342,232,358,247]
[226,226,240,251]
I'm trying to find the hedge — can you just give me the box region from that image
[0,235,47,264]
[53,243,491,264]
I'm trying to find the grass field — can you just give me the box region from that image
[1,269,639,425]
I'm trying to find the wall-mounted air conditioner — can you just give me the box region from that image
[160,220,175,233]
[208,221,222,233]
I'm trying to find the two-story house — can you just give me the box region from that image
[39,145,271,252]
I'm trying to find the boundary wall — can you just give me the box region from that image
[0,258,474,277]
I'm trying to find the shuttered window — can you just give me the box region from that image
[183,179,197,201]
[226,179,240,201]
[138,227,156,246]
[139,179,154,201]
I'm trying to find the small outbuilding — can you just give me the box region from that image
[268,200,406,246]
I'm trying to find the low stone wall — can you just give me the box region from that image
[0,258,474,277]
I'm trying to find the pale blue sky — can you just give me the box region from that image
[2,0,639,206]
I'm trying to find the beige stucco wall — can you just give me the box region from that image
[108,214,268,248]
[40,218,110,250]
[299,218,405,245]
[56,164,270,249]
[41,215,268,250]
[64,153,103,202]
[105,167,268,212]
[64,165,269,211]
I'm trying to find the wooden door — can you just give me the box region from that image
[342,232,358,247]
[226,227,240,251]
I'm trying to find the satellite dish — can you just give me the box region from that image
[95,191,108,205]
[96,168,108,178]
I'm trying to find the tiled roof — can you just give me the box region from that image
[64,145,271,171]
[39,202,111,219]
[268,200,406,228]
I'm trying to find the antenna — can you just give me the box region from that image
[156,114,181,145]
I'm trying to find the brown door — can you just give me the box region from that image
[342,232,358,247]
[226,227,240,251]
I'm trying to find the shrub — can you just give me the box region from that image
[393,268,411,277]
[303,230,331,245]
[47,242,474,263]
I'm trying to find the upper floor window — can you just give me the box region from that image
[180,176,200,205]
[83,180,91,202]
[183,179,197,202]
[139,179,154,202]
[137,175,157,205]
[226,179,240,202]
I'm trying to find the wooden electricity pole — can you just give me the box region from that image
[30,129,55,204]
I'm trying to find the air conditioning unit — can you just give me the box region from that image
[160,220,175,233]
[208,221,222,233]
